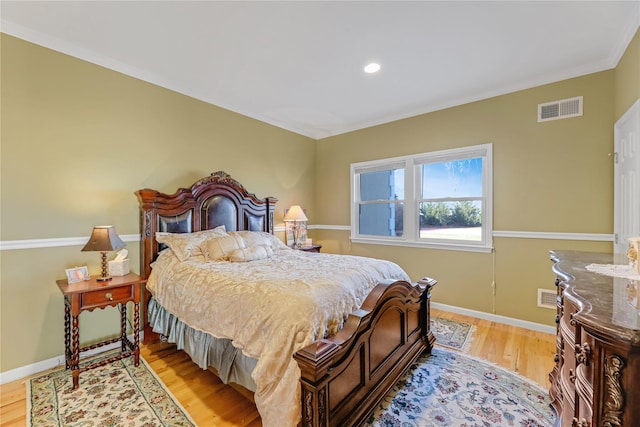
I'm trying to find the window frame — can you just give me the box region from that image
[350,143,493,253]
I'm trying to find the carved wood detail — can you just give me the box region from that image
[144,210,152,237]
[603,355,625,427]
[575,343,591,366]
[572,418,590,427]
[570,312,577,326]
[318,388,326,427]
[303,389,313,427]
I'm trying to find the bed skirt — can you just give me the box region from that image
[147,298,258,391]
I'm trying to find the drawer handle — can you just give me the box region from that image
[105,292,113,301]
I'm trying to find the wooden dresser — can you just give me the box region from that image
[549,251,640,427]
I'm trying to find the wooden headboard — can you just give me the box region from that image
[135,171,278,280]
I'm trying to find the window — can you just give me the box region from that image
[351,144,493,252]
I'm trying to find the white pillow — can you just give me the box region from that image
[227,244,274,262]
[201,233,246,261]
[156,226,227,261]
[233,231,288,250]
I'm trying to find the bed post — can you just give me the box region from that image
[265,196,277,234]
[136,190,159,343]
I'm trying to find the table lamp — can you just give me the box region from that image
[284,205,308,249]
[82,225,126,281]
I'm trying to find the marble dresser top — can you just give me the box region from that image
[550,250,640,344]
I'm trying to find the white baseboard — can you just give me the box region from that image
[0,333,142,385]
[432,302,556,335]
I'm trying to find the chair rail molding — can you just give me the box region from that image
[0,234,141,250]
[0,229,612,251]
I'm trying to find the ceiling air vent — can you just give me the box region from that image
[538,96,583,122]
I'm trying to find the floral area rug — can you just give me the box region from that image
[364,348,555,427]
[431,316,475,351]
[27,350,195,427]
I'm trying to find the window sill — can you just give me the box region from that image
[349,236,494,253]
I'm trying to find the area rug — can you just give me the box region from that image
[364,348,555,427]
[431,316,475,351]
[27,350,195,427]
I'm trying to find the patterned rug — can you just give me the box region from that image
[364,348,555,427]
[27,350,195,427]
[431,316,475,351]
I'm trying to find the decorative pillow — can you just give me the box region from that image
[156,226,227,262]
[227,244,274,262]
[201,233,246,261]
[233,231,288,250]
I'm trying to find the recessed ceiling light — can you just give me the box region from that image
[364,63,381,74]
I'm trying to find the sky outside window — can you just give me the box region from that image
[422,158,483,198]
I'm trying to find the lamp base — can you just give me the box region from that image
[97,252,112,282]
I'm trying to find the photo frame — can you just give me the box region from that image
[65,266,90,283]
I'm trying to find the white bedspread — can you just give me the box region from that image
[147,247,410,427]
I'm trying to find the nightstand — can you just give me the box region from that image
[297,244,322,253]
[56,273,146,389]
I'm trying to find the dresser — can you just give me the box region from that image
[549,251,640,427]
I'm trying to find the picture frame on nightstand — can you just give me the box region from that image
[65,266,90,283]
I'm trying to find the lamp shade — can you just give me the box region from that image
[283,205,307,222]
[81,226,126,252]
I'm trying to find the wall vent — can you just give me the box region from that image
[538,96,583,122]
[537,288,557,309]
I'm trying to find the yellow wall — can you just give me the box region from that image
[0,35,315,372]
[314,70,616,325]
[1,27,638,374]
[615,28,640,118]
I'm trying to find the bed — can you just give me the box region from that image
[136,171,437,427]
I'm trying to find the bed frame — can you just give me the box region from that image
[136,171,437,427]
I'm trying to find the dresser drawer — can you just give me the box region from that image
[81,286,133,308]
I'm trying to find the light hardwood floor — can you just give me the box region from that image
[0,308,556,426]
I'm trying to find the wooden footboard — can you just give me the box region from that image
[294,277,437,427]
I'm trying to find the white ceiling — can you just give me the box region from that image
[2,1,639,139]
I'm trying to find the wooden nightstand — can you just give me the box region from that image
[297,244,322,253]
[56,273,146,389]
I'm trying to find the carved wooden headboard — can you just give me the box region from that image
[135,171,278,279]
